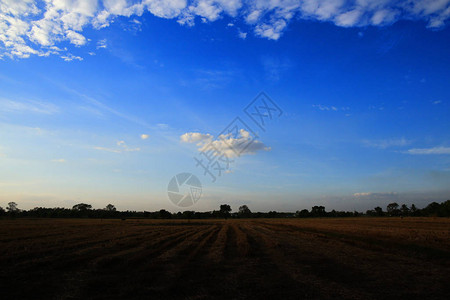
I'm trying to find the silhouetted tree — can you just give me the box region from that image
[311,206,326,217]
[182,211,195,222]
[400,204,410,216]
[387,203,400,216]
[374,206,384,216]
[105,204,116,211]
[220,204,231,219]
[410,204,418,216]
[238,205,252,218]
[72,203,92,211]
[158,209,172,219]
[0,206,5,216]
[3,199,450,219]
[295,209,310,218]
[423,202,440,216]
[441,200,450,217]
[7,202,19,212]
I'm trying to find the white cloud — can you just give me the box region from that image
[1,0,450,59]
[406,146,450,155]
[433,100,442,104]
[66,30,86,46]
[254,19,287,40]
[140,133,149,140]
[181,129,270,158]
[180,132,212,143]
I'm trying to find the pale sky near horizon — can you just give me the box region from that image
[1,0,449,212]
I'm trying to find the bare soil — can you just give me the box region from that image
[0,217,449,299]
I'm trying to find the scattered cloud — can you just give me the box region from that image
[433,100,442,105]
[181,129,270,158]
[362,138,410,149]
[96,39,107,49]
[406,146,450,155]
[312,104,338,111]
[140,134,149,140]
[1,1,450,59]
[311,105,350,112]
[60,53,83,62]
[94,140,140,153]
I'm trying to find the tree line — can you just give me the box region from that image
[0,200,449,219]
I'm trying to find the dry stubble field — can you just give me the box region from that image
[0,217,449,299]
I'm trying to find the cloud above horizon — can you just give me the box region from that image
[181,130,270,158]
[406,146,450,155]
[1,0,450,59]
[353,192,398,198]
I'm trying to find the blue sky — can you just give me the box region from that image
[1,0,449,212]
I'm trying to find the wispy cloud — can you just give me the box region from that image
[191,69,236,89]
[363,138,410,149]
[0,98,59,114]
[140,134,149,140]
[94,141,140,154]
[312,104,350,111]
[51,158,66,163]
[353,192,398,197]
[54,83,154,129]
[261,56,292,81]
[406,147,450,155]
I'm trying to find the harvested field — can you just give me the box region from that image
[0,218,449,299]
